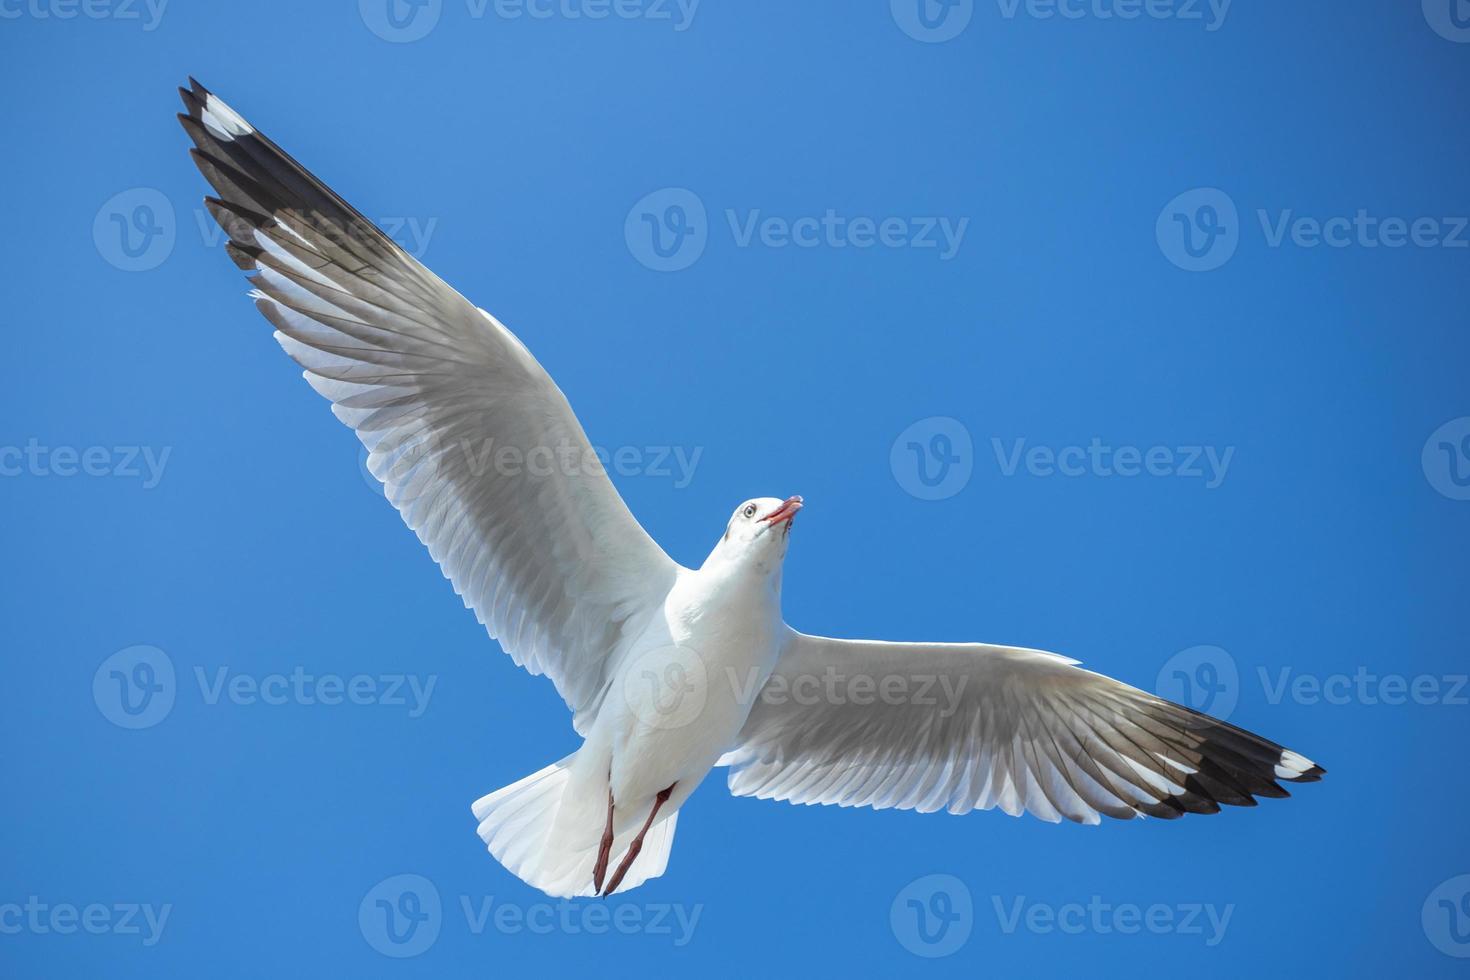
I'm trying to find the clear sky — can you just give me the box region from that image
[3,2,1469,977]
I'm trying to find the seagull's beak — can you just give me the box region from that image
[760,495,804,528]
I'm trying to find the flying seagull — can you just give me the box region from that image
[178,79,1324,898]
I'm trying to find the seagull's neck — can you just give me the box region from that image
[696,552,783,603]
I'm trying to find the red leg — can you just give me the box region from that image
[592,788,615,895]
[601,784,675,896]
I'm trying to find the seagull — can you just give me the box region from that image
[178,79,1325,899]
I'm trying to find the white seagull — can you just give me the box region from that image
[179,79,1324,898]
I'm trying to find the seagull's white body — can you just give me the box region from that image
[179,79,1325,899]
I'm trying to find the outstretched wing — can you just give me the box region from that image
[721,629,1323,823]
[178,79,679,731]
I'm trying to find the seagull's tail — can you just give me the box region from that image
[471,755,678,899]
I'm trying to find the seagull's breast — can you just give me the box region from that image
[602,568,784,803]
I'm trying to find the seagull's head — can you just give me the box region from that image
[712,495,803,574]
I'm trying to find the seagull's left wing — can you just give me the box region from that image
[177,80,679,732]
[720,629,1323,824]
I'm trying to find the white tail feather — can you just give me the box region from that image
[471,756,679,898]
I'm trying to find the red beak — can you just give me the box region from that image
[760,495,804,526]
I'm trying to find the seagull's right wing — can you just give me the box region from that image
[178,80,679,730]
[721,629,1324,823]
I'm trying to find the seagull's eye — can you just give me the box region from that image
[742,504,757,519]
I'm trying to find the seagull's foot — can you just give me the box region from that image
[592,788,615,895]
[600,783,675,897]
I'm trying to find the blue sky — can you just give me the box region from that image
[3,1,1469,976]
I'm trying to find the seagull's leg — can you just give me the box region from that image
[592,788,615,895]
[601,783,675,896]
